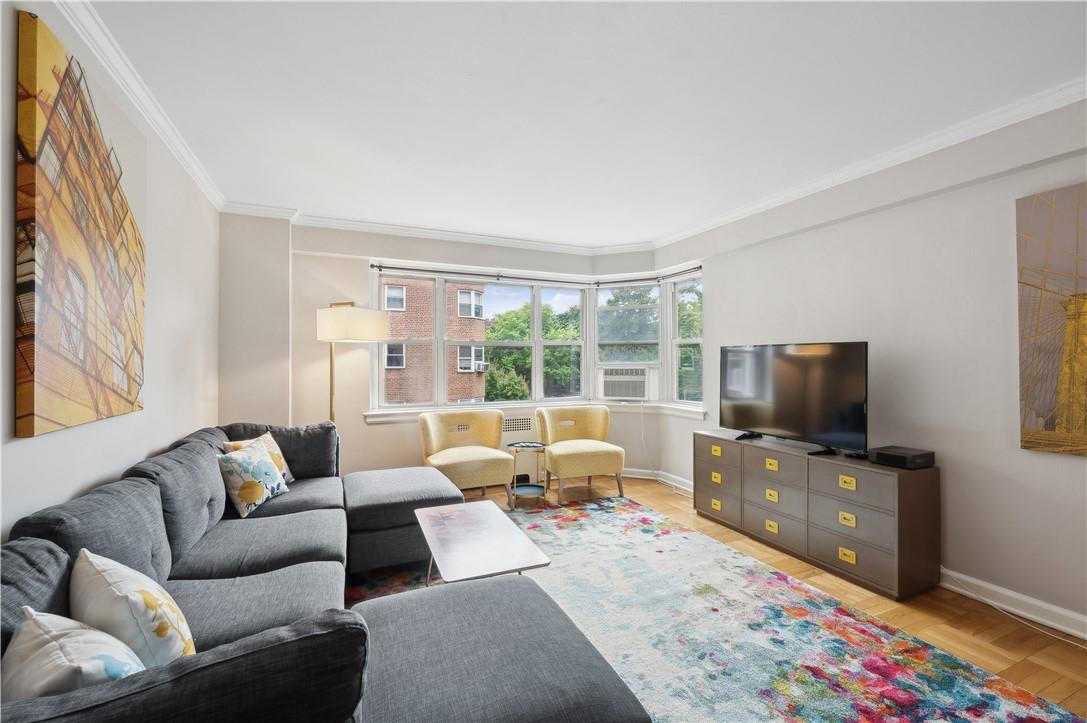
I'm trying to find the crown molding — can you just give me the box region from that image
[292,213,655,257]
[222,202,299,220]
[54,1,226,209]
[653,77,1087,248]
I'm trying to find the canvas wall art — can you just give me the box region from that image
[15,11,146,437]
[1016,181,1086,456]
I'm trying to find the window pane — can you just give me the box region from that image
[542,288,581,340]
[446,344,529,403]
[383,342,433,404]
[484,346,531,402]
[598,343,658,363]
[447,283,531,341]
[385,343,405,368]
[543,346,581,398]
[597,285,659,343]
[677,343,703,402]
[384,277,432,337]
[676,279,703,339]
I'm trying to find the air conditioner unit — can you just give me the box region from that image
[473,361,490,373]
[598,367,658,400]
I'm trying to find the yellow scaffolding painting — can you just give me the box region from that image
[15,11,145,437]
[1016,182,1086,456]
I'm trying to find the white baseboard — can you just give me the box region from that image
[939,567,1087,639]
[623,467,692,496]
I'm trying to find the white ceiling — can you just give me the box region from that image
[95,2,1086,251]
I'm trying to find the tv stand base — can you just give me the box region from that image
[736,431,763,441]
[807,445,837,456]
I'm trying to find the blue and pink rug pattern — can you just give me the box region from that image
[346,497,1082,722]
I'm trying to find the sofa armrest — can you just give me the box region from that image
[220,421,340,478]
[1,609,367,723]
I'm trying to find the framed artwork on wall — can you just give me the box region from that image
[1016,181,1086,456]
[14,11,146,437]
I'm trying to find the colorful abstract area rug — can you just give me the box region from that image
[346,498,1082,722]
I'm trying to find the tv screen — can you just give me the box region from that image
[719,342,868,452]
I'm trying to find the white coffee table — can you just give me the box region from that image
[415,500,551,585]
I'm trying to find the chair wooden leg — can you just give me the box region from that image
[558,477,565,503]
[615,473,625,498]
[481,487,486,497]
[504,483,514,511]
[587,475,592,488]
[545,470,551,492]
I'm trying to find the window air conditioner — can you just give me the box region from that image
[598,367,657,400]
[473,361,490,373]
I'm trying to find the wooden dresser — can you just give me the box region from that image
[693,430,940,600]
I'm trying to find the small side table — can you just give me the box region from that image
[507,442,546,500]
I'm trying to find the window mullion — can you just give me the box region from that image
[532,285,542,401]
[436,277,446,406]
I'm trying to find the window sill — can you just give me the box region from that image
[363,400,706,425]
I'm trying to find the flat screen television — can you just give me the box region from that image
[720,342,868,452]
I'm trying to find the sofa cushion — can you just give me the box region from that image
[222,476,344,519]
[353,576,649,723]
[343,467,463,531]
[169,426,229,452]
[1,539,70,656]
[124,442,226,560]
[168,509,346,579]
[165,561,345,650]
[220,422,339,479]
[11,478,172,583]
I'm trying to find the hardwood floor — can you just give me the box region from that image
[479,475,1087,715]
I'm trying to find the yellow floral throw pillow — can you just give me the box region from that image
[218,443,288,518]
[70,549,195,668]
[222,431,294,483]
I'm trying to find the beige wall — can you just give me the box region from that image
[218,213,291,425]
[0,4,220,538]
[649,103,1087,627]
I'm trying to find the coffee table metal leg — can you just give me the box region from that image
[426,556,433,587]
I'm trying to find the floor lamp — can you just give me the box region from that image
[316,302,389,423]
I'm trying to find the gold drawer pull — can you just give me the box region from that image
[764,519,778,534]
[710,498,721,511]
[765,458,779,472]
[838,546,857,565]
[710,445,722,457]
[764,488,779,503]
[711,471,722,484]
[838,474,857,491]
[838,511,857,528]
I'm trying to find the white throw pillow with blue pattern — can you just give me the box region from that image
[0,607,145,702]
[217,442,288,518]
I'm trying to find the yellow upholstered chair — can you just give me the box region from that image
[419,409,514,509]
[535,405,625,502]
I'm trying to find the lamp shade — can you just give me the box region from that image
[316,305,389,342]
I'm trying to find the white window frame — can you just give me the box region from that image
[385,342,406,369]
[368,267,702,412]
[457,289,484,319]
[671,276,703,405]
[383,284,406,311]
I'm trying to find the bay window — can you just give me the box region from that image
[674,278,703,402]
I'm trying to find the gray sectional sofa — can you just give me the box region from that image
[1,422,649,722]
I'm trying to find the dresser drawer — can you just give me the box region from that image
[742,502,806,555]
[809,493,896,552]
[694,485,741,527]
[743,447,807,489]
[694,435,741,467]
[810,460,896,511]
[693,458,742,499]
[809,526,896,591]
[743,476,806,520]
